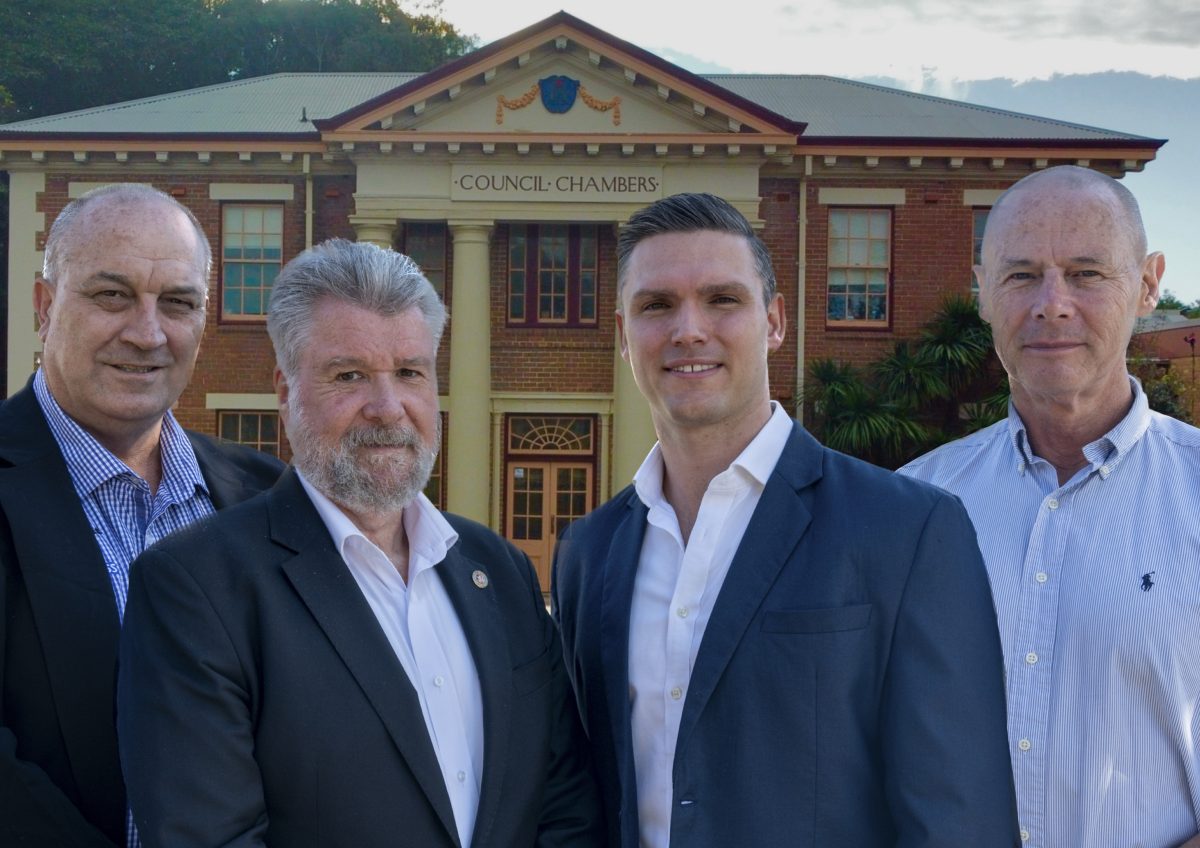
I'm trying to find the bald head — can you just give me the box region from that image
[986,166,1147,264]
[42,184,212,288]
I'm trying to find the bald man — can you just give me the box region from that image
[901,166,1200,848]
[0,184,283,846]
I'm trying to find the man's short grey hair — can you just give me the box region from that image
[42,183,212,284]
[267,238,446,378]
[616,192,777,307]
[988,165,1149,260]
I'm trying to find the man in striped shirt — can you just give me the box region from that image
[901,166,1200,848]
[0,184,283,847]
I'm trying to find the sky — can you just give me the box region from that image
[437,0,1200,302]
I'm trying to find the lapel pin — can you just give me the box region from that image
[472,570,489,589]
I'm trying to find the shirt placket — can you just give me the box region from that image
[1010,470,1075,847]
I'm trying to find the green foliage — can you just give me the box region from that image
[0,0,476,122]
[1155,289,1200,319]
[805,297,1007,467]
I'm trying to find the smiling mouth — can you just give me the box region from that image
[669,363,719,374]
[111,364,162,373]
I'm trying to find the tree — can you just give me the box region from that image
[1155,288,1200,318]
[805,297,1006,467]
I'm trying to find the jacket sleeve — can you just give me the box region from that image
[117,548,268,848]
[881,492,1021,848]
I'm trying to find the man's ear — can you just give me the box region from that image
[1137,252,1166,316]
[765,293,786,353]
[615,310,629,362]
[33,278,54,341]
[974,266,993,324]
[274,367,290,420]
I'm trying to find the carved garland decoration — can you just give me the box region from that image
[495,84,621,126]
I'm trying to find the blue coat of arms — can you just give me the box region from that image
[539,76,579,114]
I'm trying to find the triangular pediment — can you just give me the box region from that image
[316,12,801,153]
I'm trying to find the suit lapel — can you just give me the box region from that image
[600,495,648,847]
[0,385,125,816]
[674,424,821,756]
[270,471,460,846]
[436,545,510,848]
[187,432,251,509]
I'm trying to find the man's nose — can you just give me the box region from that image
[121,299,169,349]
[1032,270,1075,321]
[362,377,406,423]
[670,301,709,345]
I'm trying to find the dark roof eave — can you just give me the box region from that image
[801,135,1167,149]
[0,130,323,143]
[316,11,806,135]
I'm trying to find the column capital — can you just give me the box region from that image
[350,219,396,247]
[446,220,494,243]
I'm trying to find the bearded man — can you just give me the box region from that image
[117,239,604,848]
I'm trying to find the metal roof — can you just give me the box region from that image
[0,70,1153,143]
[709,75,1150,141]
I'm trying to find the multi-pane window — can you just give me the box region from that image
[827,208,891,324]
[222,204,283,319]
[972,208,990,300]
[402,222,447,298]
[218,411,281,457]
[508,224,598,327]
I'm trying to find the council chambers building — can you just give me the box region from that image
[0,13,1164,588]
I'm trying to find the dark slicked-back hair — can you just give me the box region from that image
[616,192,777,306]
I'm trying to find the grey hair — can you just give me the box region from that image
[988,165,1148,260]
[267,238,446,378]
[616,192,777,307]
[42,183,212,284]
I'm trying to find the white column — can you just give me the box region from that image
[7,171,47,395]
[445,222,494,523]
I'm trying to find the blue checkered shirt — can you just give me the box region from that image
[34,369,215,848]
[900,378,1200,848]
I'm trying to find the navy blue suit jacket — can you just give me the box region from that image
[0,381,284,847]
[552,422,1019,847]
[118,468,604,848]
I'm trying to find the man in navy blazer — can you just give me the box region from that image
[0,184,283,847]
[119,240,603,847]
[552,193,1019,847]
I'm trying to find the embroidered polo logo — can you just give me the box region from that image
[1141,572,1155,592]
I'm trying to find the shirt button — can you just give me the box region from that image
[1025,651,1038,665]
[676,606,689,619]
[434,675,445,687]
[670,686,683,700]
[1100,465,1111,475]
[1020,828,1030,842]
[1035,572,1048,583]
[1046,497,1059,510]
[1018,738,1032,751]
[457,770,466,783]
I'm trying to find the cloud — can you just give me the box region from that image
[773,0,1200,46]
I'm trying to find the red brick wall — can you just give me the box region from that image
[803,178,1011,371]
[489,223,618,394]
[759,178,801,409]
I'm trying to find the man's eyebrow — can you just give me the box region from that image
[84,270,134,287]
[322,355,433,370]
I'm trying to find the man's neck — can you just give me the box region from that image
[656,405,773,543]
[100,424,166,494]
[340,506,411,583]
[1013,379,1135,486]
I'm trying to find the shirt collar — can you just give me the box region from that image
[633,401,793,508]
[33,368,207,500]
[296,469,459,582]
[1005,375,1151,477]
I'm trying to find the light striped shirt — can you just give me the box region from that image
[34,368,214,848]
[900,377,1200,848]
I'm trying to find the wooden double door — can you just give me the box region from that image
[507,462,593,591]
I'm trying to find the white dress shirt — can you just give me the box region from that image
[298,472,483,848]
[900,378,1200,848]
[627,402,792,848]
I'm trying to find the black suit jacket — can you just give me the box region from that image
[553,422,1019,847]
[0,381,284,847]
[118,468,604,848]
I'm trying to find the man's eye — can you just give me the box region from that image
[334,371,362,382]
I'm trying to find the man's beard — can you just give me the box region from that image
[287,397,439,516]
